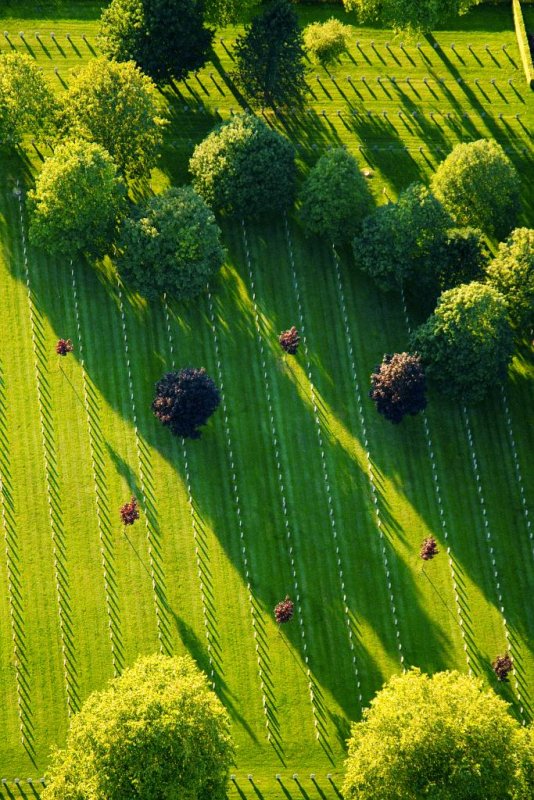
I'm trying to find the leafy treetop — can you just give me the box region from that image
[0,52,58,145]
[303,18,351,66]
[486,228,534,335]
[343,668,534,800]
[42,654,233,800]
[152,368,221,439]
[342,0,480,31]
[63,57,166,180]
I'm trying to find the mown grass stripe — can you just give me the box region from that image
[116,283,172,657]
[70,261,123,676]
[284,216,369,687]
[15,186,77,718]
[241,219,322,740]
[499,385,533,558]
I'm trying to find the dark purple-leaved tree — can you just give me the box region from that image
[120,497,140,526]
[152,368,220,439]
[370,352,427,424]
[274,596,294,624]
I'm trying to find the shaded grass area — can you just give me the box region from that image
[0,0,533,796]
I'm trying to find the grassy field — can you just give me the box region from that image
[0,1,533,797]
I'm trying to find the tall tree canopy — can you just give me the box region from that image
[342,0,480,31]
[233,0,307,108]
[27,139,125,256]
[153,369,221,438]
[63,57,165,179]
[486,228,534,335]
[98,0,213,83]
[299,148,373,244]
[410,282,514,403]
[116,187,225,299]
[190,114,296,218]
[0,52,58,146]
[343,669,534,800]
[431,139,520,240]
[354,183,452,295]
[42,654,233,800]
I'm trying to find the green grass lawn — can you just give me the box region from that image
[0,1,533,797]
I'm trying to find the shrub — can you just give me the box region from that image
[492,654,513,681]
[420,536,439,560]
[152,368,220,439]
[190,114,296,218]
[303,19,350,66]
[279,326,300,354]
[369,352,427,424]
[120,497,139,526]
[274,596,294,623]
[56,339,74,357]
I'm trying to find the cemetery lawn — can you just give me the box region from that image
[0,1,533,798]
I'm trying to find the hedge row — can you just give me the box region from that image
[513,0,534,86]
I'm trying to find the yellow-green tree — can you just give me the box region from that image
[28,139,126,256]
[63,57,166,179]
[42,654,233,800]
[486,228,534,335]
[343,0,479,31]
[343,669,534,800]
[0,52,58,146]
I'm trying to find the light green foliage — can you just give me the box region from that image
[431,139,520,240]
[42,654,233,800]
[63,57,166,179]
[233,0,307,108]
[299,148,373,244]
[353,183,451,294]
[98,0,213,83]
[116,186,225,299]
[486,228,534,333]
[27,139,125,256]
[203,0,259,25]
[342,0,480,31]
[0,52,58,146]
[303,19,351,66]
[410,282,514,402]
[343,669,534,800]
[189,114,296,218]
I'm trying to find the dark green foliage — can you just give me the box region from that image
[233,0,307,108]
[369,352,427,423]
[189,114,296,218]
[410,282,514,403]
[299,148,373,244]
[116,187,225,300]
[98,0,213,83]
[353,184,452,295]
[342,0,480,32]
[152,368,221,439]
[431,139,520,241]
[486,228,534,334]
[437,227,489,293]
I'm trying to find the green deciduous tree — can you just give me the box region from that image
[0,52,58,146]
[27,139,125,256]
[63,57,165,179]
[410,282,514,403]
[98,0,213,83]
[303,19,351,66]
[343,669,534,800]
[486,228,534,335]
[116,187,225,299]
[437,226,489,292]
[342,0,479,31]
[431,139,520,240]
[354,183,451,295]
[233,0,307,108]
[299,148,373,244]
[190,114,296,218]
[42,653,233,800]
